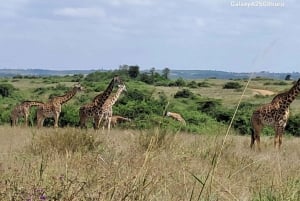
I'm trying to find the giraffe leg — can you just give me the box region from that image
[93,116,100,130]
[250,115,262,151]
[79,115,87,129]
[94,115,104,130]
[53,112,60,128]
[24,114,28,127]
[107,116,112,132]
[275,125,284,150]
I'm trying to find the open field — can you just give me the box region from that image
[0,126,299,200]
[1,74,300,200]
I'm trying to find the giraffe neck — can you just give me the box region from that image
[273,79,300,109]
[285,81,300,104]
[94,77,118,107]
[52,87,79,105]
[107,86,125,107]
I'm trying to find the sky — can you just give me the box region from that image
[0,0,299,73]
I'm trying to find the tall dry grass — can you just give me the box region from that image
[0,126,299,200]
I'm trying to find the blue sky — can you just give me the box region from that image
[0,0,299,72]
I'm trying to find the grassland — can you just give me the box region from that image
[1,76,300,200]
[0,126,299,200]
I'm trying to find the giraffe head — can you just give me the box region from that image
[117,84,127,92]
[113,75,123,86]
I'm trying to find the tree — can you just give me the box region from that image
[128,65,140,78]
[285,74,291,80]
[162,67,170,79]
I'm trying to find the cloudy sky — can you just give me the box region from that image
[0,0,299,72]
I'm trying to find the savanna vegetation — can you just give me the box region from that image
[0,66,299,200]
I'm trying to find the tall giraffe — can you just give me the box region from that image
[95,84,127,131]
[166,111,186,125]
[79,76,123,129]
[36,83,83,128]
[251,78,300,151]
[10,100,44,127]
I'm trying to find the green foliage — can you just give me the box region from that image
[187,80,198,88]
[59,105,80,127]
[84,71,113,82]
[128,65,140,78]
[197,99,233,123]
[174,89,193,98]
[169,78,186,87]
[33,87,48,95]
[264,81,288,85]
[197,81,211,87]
[223,81,242,89]
[162,67,170,79]
[286,114,300,136]
[0,83,16,97]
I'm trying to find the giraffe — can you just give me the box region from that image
[36,83,84,128]
[166,111,186,125]
[250,78,300,151]
[10,100,44,127]
[95,84,127,131]
[79,75,123,129]
[107,115,131,128]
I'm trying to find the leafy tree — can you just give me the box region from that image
[162,67,170,79]
[128,65,140,78]
[285,74,291,81]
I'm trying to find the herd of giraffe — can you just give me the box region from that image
[10,75,129,130]
[9,75,300,150]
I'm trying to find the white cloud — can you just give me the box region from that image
[53,7,106,18]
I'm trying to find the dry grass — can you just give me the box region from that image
[0,126,299,200]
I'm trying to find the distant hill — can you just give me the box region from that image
[0,69,97,77]
[0,68,299,80]
[168,70,300,80]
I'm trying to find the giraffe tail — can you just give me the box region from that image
[250,127,255,148]
[10,118,13,127]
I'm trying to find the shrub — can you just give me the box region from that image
[0,83,16,97]
[174,89,193,98]
[223,82,242,89]
[197,81,211,87]
[187,81,198,88]
[286,114,300,136]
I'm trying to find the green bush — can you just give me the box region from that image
[187,81,198,88]
[174,89,193,98]
[0,83,16,97]
[286,114,300,136]
[223,82,242,89]
[197,81,211,87]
